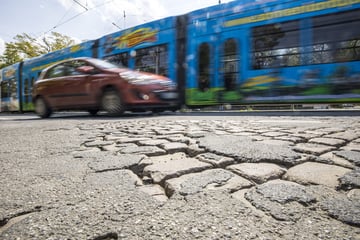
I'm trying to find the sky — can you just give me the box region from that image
[0,0,234,55]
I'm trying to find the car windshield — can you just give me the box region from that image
[88,58,120,69]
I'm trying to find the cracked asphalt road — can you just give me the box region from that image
[0,112,359,239]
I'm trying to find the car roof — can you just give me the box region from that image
[41,57,93,72]
[39,57,97,79]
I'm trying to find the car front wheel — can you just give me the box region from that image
[34,97,52,118]
[101,90,125,116]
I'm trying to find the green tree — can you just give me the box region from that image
[0,42,22,68]
[0,32,75,68]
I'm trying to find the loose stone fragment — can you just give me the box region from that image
[245,180,316,222]
[293,143,336,155]
[115,137,151,144]
[119,146,166,156]
[186,144,206,157]
[348,189,360,201]
[333,151,360,166]
[196,153,235,167]
[143,156,212,184]
[227,163,286,184]
[198,134,300,166]
[341,142,360,152]
[284,162,352,188]
[140,152,188,166]
[338,168,360,190]
[319,152,355,169]
[138,139,170,146]
[255,180,316,204]
[261,132,288,137]
[311,185,360,226]
[84,140,114,147]
[104,134,127,141]
[165,169,253,197]
[185,131,207,138]
[309,137,346,147]
[161,134,191,144]
[325,131,358,141]
[160,142,188,154]
[101,144,122,152]
[274,136,304,144]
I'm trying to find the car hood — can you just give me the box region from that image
[105,68,176,90]
[108,68,170,81]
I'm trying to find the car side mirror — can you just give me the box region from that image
[77,66,95,74]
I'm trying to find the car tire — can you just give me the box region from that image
[101,89,125,116]
[34,97,52,118]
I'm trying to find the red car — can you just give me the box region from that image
[32,57,179,118]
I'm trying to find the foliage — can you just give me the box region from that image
[0,42,22,68]
[0,32,75,68]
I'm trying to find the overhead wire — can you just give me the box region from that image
[73,0,88,11]
[42,0,118,37]
[39,0,163,41]
[55,1,76,28]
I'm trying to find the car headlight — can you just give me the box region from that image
[119,71,176,88]
[119,72,154,85]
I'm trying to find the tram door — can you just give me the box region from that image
[0,78,19,111]
[218,31,241,102]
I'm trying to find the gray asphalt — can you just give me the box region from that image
[0,112,359,239]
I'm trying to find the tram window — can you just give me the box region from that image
[221,38,239,91]
[104,53,128,67]
[134,45,169,76]
[252,20,300,69]
[198,43,211,91]
[312,9,360,64]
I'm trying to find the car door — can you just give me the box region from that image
[58,60,96,108]
[41,63,68,108]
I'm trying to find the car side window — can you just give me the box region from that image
[66,60,88,76]
[44,64,66,79]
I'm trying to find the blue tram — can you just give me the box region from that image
[185,0,360,106]
[1,0,360,112]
